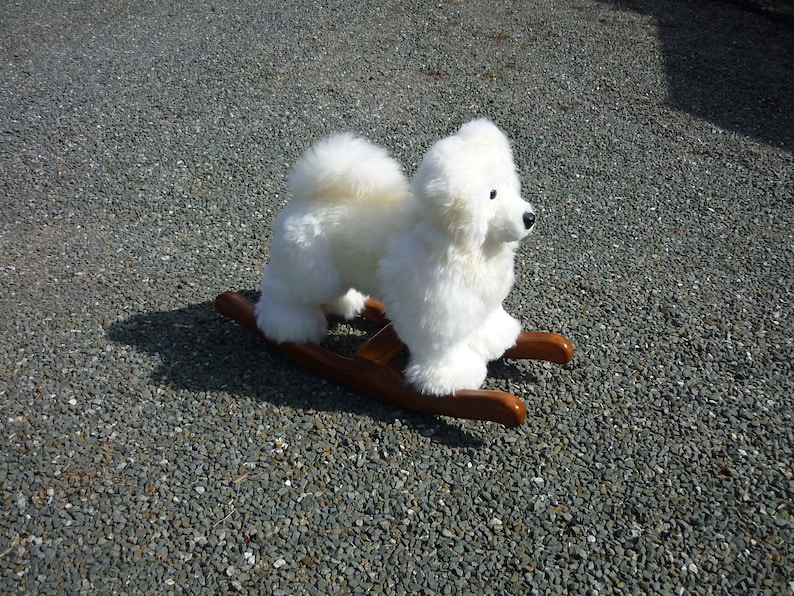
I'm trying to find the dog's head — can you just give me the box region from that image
[411,119,535,250]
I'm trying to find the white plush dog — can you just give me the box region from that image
[255,119,536,396]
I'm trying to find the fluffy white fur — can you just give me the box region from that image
[255,119,536,396]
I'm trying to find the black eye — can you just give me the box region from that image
[489,189,497,200]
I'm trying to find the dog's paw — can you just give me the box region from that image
[468,308,522,361]
[255,298,327,344]
[406,348,488,396]
[323,289,367,319]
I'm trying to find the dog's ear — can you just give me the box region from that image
[411,136,490,248]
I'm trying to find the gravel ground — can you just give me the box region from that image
[2,0,792,594]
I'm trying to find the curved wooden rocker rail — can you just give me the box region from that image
[215,291,573,428]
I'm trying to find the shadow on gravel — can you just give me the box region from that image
[107,295,543,447]
[601,0,794,150]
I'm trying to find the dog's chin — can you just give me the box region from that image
[488,224,533,245]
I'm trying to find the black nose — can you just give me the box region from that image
[523,211,536,230]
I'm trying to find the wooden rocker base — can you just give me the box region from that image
[215,291,573,428]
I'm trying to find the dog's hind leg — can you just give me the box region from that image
[323,289,367,320]
[255,292,328,344]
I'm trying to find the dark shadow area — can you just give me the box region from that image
[107,292,537,447]
[601,0,794,150]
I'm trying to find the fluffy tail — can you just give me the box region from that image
[288,132,409,204]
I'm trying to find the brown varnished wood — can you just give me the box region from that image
[504,332,574,364]
[215,291,573,427]
[354,323,404,365]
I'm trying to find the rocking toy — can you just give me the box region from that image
[215,291,573,427]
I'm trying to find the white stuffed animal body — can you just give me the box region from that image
[255,119,536,396]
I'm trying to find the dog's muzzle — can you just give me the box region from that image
[523,212,536,230]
